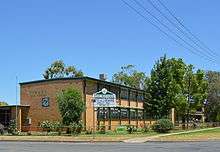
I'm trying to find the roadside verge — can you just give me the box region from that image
[123,127,220,143]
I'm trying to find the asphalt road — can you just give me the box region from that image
[0,141,220,152]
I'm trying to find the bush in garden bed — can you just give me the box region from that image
[8,120,19,135]
[69,121,83,135]
[152,119,174,133]
[40,120,53,133]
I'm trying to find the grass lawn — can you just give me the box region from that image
[156,128,220,141]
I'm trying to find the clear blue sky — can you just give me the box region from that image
[1,0,220,105]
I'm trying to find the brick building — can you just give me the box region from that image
[1,76,151,132]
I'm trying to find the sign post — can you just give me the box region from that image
[92,88,117,139]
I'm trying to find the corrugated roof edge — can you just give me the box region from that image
[19,76,145,92]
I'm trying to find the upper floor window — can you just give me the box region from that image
[109,87,119,99]
[130,91,137,101]
[137,92,144,102]
[121,89,129,100]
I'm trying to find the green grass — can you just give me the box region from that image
[158,128,220,141]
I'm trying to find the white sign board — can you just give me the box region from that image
[93,88,117,108]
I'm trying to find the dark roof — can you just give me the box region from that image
[0,105,30,108]
[19,76,144,92]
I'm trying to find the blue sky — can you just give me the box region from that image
[1,0,220,104]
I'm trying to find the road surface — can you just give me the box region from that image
[0,141,219,152]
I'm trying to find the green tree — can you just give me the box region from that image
[181,65,208,127]
[56,88,85,126]
[112,65,147,89]
[145,55,186,118]
[0,101,8,106]
[145,55,208,122]
[205,71,220,122]
[43,60,84,79]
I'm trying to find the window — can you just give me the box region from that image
[137,110,144,120]
[121,108,129,119]
[110,108,120,119]
[121,89,129,100]
[97,108,109,120]
[110,87,119,99]
[130,109,137,120]
[130,91,137,101]
[137,92,144,102]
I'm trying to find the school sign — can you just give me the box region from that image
[93,88,117,107]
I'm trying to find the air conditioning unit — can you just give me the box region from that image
[27,118,32,125]
[99,74,107,81]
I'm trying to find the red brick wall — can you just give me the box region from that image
[20,79,84,131]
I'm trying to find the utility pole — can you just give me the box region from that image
[187,75,191,129]
[15,76,18,131]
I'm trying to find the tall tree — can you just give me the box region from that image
[145,55,208,122]
[180,65,208,127]
[145,55,185,118]
[205,71,220,122]
[43,60,84,79]
[112,65,147,89]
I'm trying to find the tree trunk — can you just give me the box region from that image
[182,116,186,130]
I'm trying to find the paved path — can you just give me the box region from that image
[0,141,220,152]
[124,127,220,143]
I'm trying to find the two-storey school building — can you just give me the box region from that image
[0,76,153,132]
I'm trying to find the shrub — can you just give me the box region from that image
[98,125,106,134]
[40,120,52,133]
[27,131,32,136]
[8,120,18,135]
[116,126,127,134]
[0,123,4,135]
[143,124,150,133]
[152,119,174,133]
[126,125,135,134]
[85,128,92,134]
[51,121,62,135]
[69,121,83,135]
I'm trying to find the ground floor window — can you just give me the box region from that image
[138,110,144,120]
[130,109,137,120]
[97,108,109,120]
[110,108,120,119]
[121,108,129,119]
[97,107,146,121]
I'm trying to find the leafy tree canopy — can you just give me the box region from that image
[112,65,147,89]
[205,71,220,122]
[43,60,84,79]
[0,101,8,106]
[56,88,85,125]
[145,55,208,119]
